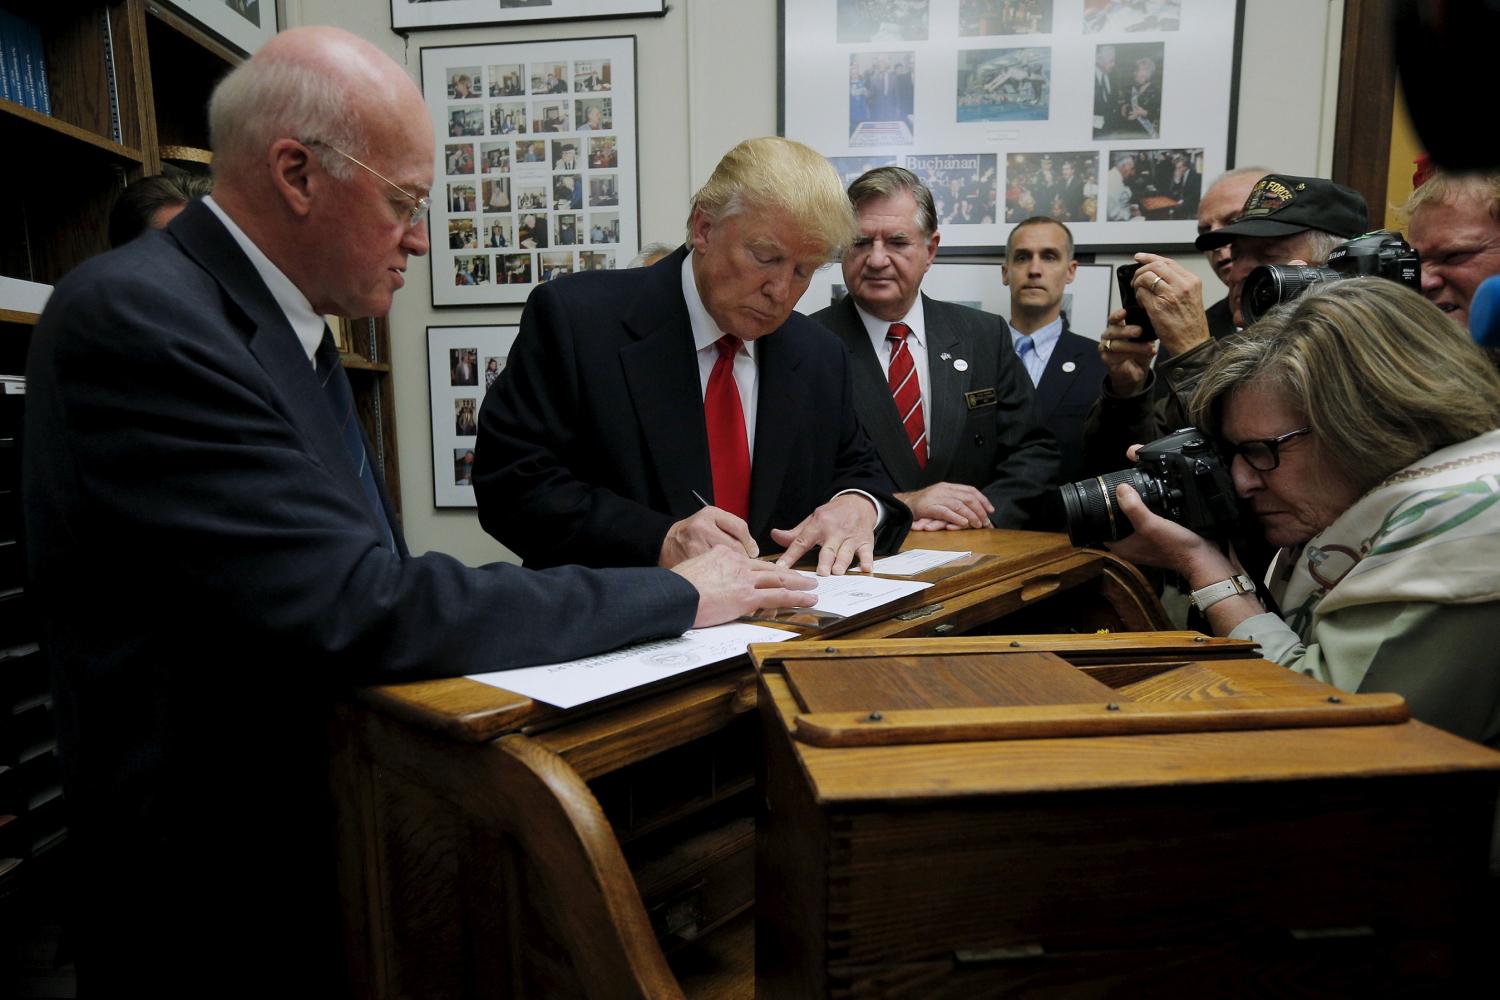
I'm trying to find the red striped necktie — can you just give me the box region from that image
[886,322,927,468]
[704,334,751,519]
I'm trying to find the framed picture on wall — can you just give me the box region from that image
[428,324,520,507]
[795,261,1114,339]
[393,0,666,31]
[159,0,279,55]
[780,0,1245,252]
[422,36,640,307]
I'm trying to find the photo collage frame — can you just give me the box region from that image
[422,36,638,305]
[782,0,1243,251]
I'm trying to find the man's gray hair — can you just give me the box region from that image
[846,166,937,236]
[629,242,676,268]
[209,55,364,181]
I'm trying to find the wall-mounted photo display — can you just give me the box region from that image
[428,325,520,507]
[394,0,665,31]
[782,0,1242,251]
[423,37,639,306]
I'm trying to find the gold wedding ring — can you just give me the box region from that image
[1103,337,1113,351]
[1152,274,1165,291]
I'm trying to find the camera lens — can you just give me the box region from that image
[1059,468,1160,548]
[1241,265,1341,325]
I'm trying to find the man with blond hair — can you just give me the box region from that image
[24,28,815,992]
[1404,169,1500,330]
[476,136,911,574]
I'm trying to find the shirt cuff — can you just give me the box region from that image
[834,489,885,529]
[1228,611,1305,665]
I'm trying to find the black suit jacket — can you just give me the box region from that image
[474,246,910,568]
[812,294,1061,528]
[1033,317,1110,483]
[21,201,697,992]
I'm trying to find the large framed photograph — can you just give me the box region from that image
[422,36,639,306]
[781,0,1243,252]
[159,0,279,56]
[393,0,666,31]
[428,324,520,507]
[795,261,1113,339]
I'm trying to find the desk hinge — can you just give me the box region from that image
[893,602,944,621]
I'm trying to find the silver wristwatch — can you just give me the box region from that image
[1188,574,1256,613]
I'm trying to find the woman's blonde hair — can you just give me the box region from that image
[1192,278,1500,494]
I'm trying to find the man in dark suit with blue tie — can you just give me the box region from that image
[21,27,812,996]
[1002,215,1108,484]
[812,168,1060,531]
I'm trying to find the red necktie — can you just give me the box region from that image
[705,335,751,519]
[886,323,927,468]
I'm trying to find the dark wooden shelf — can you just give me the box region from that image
[0,311,40,328]
[339,354,392,374]
[0,99,144,164]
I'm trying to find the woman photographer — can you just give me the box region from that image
[1109,278,1500,751]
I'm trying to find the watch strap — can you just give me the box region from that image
[1189,573,1256,612]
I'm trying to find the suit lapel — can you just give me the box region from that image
[921,296,966,483]
[1034,316,1083,422]
[169,202,402,549]
[828,297,924,488]
[620,249,712,522]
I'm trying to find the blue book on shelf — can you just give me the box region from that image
[22,18,48,116]
[16,14,37,113]
[0,10,17,107]
[0,10,30,111]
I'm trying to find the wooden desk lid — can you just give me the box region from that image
[767,639,1410,748]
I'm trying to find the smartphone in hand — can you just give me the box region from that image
[1116,262,1158,342]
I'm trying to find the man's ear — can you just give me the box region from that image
[1065,260,1078,285]
[1001,261,1011,287]
[689,207,713,253]
[268,138,318,218]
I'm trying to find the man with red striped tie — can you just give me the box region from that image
[475,138,910,575]
[813,168,1061,530]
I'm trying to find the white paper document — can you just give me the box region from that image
[796,571,931,617]
[869,548,971,576]
[465,623,797,710]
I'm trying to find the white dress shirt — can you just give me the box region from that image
[681,252,882,522]
[203,195,325,365]
[852,296,932,447]
[1009,314,1064,387]
[682,251,760,448]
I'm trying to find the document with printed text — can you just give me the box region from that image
[869,548,972,576]
[466,622,797,709]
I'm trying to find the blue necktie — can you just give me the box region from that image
[1014,333,1041,386]
[315,328,397,552]
[1014,333,1034,360]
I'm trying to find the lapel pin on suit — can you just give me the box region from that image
[939,352,952,361]
[1062,360,1076,373]
[953,358,968,372]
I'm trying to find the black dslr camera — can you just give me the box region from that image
[1239,229,1421,325]
[1059,428,1242,548]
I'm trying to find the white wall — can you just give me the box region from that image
[287,0,1344,565]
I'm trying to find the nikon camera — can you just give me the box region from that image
[1239,230,1421,325]
[1058,428,1242,549]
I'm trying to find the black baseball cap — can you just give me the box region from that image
[1195,174,1369,250]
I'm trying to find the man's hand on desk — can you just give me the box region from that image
[771,493,878,576]
[658,505,757,568]
[672,546,818,628]
[897,482,994,531]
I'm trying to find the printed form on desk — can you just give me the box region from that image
[464,574,932,709]
[465,622,797,709]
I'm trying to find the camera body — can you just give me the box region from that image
[1059,428,1242,548]
[1239,230,1422,325]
